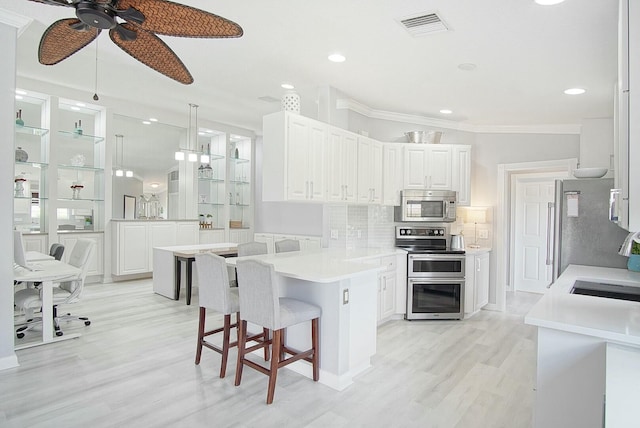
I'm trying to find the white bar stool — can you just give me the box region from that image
[234,258,321,404]
[274,239,300,253]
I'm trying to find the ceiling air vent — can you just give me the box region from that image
[398,12,449,37]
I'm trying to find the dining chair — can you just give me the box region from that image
[274,239,300,253]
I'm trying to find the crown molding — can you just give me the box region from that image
[336,97,581,135]
[0,9,33,36]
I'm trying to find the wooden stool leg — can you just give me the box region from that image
[234,320,247,386]
[220,314,231,378]
[266,329,281,405]
[311,318,319,381]
[280,328,286,361]
[263,327,270,361]
[195,307,206,365]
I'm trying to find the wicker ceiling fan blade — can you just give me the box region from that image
[109,23,193,84]
[39,18,100,65]
[115,0,243,38]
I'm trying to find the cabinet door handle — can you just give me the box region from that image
[305,181,309,199]
[383,277,386,290]
[546,202,554,265]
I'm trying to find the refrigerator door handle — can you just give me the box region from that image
[546,202,554,266]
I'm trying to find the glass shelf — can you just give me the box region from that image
[58,164,104,172]
[198,177,225,183]
[58,130,104,144]
[204,153,225,161]
[230,180,250,185]
[15,161,48,168]
[231,203,250,207]
[14,195,48,200]
[58,197,105,202]
[15,125,49,136]
[198,202,224,206]
[230,157,250,164]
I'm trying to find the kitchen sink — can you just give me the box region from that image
[571,280,640,302]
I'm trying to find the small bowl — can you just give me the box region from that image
[573,167,608,179]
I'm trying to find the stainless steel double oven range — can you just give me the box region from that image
[396,226,465,320]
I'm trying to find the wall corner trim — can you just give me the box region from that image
[0,8,33,35]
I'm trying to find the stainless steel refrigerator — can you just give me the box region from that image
[551,178,630,282]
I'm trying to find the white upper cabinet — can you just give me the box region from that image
[452,145,472,206]
[357,136,383,204]
[403,144,452,190]
[262,111,326,202]
[382,144,403,206]
[326,126,358,203]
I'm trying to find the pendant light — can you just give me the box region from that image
[175,103,201,161]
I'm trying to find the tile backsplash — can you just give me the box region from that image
[325,204,395,249]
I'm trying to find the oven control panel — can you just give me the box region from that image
[396,226,446,238]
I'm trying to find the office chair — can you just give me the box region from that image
[28,244,65,289]
[15,239,95,338]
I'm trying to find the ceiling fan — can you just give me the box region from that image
[28,0,244,84]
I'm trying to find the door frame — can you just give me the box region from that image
[493,158,577,311]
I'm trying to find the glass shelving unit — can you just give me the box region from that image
[197,131,226,230]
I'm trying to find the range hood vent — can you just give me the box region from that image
[398,12,449,37]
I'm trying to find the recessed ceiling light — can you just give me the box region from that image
[440,109,453,114]
[535,0,565,5]
[328,53,346,63]
[15,95,23,100]
[15,90,27,95]
[70,106,80,111]
[76,102,85,107]
[564,88,586,95]
[281,83,295,90]
[458,63,477,71]
[142,120,151,125]
[150,183,160,189]
[149,118,158,122]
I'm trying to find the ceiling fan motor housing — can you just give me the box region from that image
[76,1,117,29]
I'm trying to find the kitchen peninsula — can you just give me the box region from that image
[525,265,640,427]
[225,247,406,391]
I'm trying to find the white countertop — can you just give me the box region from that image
[465,247,491,255]
[525,265,640,347]
[226,247,406,283]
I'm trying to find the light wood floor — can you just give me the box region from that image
[2,280,541,428]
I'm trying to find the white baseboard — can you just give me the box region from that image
[0,354,19,371]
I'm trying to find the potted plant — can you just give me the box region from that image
[628,241,640,272]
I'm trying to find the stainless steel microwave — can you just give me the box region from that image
[395,189,457,222]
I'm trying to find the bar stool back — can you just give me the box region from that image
[234,259,321,404]
[274,239,300,253]
[194,253,268,378]
[237,241,268,257]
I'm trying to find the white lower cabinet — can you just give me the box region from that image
[377,255,397,323]
[229,228,253,244]
[111,221,198,277]
[199,229,227,244]
[22,234,48,253]
[464,250,490,317]
[58,232,104,278]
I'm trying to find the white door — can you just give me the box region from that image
[513,178,555,293]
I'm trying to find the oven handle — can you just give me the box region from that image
[408,278,465,284]
[408,254,466,261]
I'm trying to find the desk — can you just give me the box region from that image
[153,243,238,303]
[14,260,81,350]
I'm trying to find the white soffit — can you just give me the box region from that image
[336,98,581,135]
[0,8,33,36]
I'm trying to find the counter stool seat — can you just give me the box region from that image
[194,253,268,378]
[235,259,321,404]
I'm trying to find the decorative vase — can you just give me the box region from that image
[15,147,28,162]
[74,120,83,136]
[281,91,301,114]
[628,254,640,272]
[15,110,24,127]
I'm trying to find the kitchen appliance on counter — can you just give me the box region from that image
[551,178,630,283]
[396,226,465,320]
[395,189,457,223]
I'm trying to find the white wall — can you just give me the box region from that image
[0,19,19,369]
[580,117,614,171]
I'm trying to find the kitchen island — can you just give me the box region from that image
[525,265,640,428]
[226,247,406,391]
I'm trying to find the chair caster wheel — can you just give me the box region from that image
[84,321,91,326]
[17,333,24,339]
[56,331,63,337]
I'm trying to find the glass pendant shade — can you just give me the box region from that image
[125,170,133,178]
[115,169,124,177]
[188,152,198,162]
